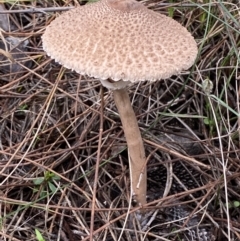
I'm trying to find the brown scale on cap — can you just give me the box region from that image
[42,0,197,83]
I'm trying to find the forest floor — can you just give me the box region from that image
[0,0,240,240]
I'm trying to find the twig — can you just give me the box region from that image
[0,7,74,14]
[89,86,104,241]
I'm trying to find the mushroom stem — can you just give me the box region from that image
[113,88,147,207]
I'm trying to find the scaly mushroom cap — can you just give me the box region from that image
[42,0,198,83]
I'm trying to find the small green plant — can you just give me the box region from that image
[33,171,60,198]
[86,0,99,4]
[233,201,240,208]
[19,104,28,111]
[203,102,216,136]
[202,78,219,136]
[203,115,215,134]
[228,201,240,209]
[167,0,175,18]
[35,229,46,241]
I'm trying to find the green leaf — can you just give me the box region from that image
[35,229,45,241]
[86,0,99,3]
[40,190,47,198]
[48,182,57,193]
[33,177,44,185]
[44,171,54,181]
[233,201,240,208]
[52,175,60,181]
[204,118,214,126]
[204,118,210,125]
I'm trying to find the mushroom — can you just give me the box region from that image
[42,0,198,207]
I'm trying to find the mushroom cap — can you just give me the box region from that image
[42,0,198,83]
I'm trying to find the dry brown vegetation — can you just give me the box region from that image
[0,0,240,241]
